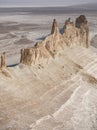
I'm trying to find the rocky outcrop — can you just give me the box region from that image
[51,19,59,34]
[0,15,90,68]
[1,52,6,68]
[20,43,51,66]
[75,15,90,48]
[20,15,90,66]
[63,15,89,47]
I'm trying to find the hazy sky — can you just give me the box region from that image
[0,0,96,7]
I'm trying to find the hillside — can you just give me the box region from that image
[0,46,97,130]
[0,15,97,130]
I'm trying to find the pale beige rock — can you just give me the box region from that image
[63,20,78,46]
[51,19,59,35]
[20,42,51,66]
[75,15,90,48]
[20,15,90,66]
[1,52,6,68]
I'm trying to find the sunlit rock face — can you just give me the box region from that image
[1,52,6,68]
[75,15,90,48]
[20,15,90,66]
[20,43,51,66]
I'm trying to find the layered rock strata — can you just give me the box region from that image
[0,15,89,67]
[20,15,89,66]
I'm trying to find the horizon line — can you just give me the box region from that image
[0,2,94,8]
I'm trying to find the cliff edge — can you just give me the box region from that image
[20,15,89,66]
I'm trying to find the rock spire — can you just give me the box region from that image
[1,52,6,68]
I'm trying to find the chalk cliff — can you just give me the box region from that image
[20,15,90,66]
[1,15,97,130]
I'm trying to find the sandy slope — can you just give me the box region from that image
[0,46,97,130]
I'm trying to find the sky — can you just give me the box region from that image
[0,0,96,7]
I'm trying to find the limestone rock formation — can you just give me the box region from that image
[20,43,51,66]
[51,19,59,34]
[1,52,6,68]
[19,15,90,66]
[75,15,90,48]
[63,19,78,46]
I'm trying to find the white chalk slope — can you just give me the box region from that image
[0,46,97,130]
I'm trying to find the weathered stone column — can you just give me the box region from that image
[75,15,90,48]
[1,52,6,68]
[20,49,24,64]
[51,19,59,34]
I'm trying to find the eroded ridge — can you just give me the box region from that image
[20,15,90,66]
[0,15,90,67]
